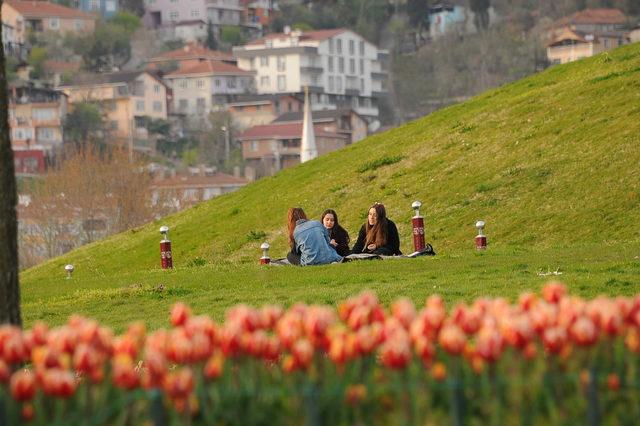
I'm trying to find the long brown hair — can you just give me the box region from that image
[321,209,350,244]
[364,203,388,247]
[287,207,307,248]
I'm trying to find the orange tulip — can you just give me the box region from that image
[112,354,140,390]
[439,324,466,355]
[0,359,10,384]
[542,282,566,304]
[170,303,192,327]
[431,362,447,381]
[163,367,194,400]
[391,298,417,330]
[291,339,314,369]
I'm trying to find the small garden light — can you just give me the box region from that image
[65,264,74,280]
[160,226,173,269]
[411,200,425,252]
[475,220,487,250]
[260,242,271,265]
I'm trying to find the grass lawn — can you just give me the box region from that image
[21,241,640,332]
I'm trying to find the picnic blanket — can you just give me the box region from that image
[269,244,435,266]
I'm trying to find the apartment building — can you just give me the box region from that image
[1,2,27,60]
[227,93,302,130]
[146,43,235,72]
[143,0,242,35]
[78,0,118,19]
[164,60,255,116]
[232,28,388,123]
[547,9,630,65]
[3,0,96,35]
[58,71,168,150]
[271,108,368,144]
[9,82,67,152]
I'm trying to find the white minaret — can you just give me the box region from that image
[300,86,318,163]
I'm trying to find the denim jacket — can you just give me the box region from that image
[293,219,343,266]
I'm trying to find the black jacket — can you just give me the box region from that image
[328,226,351,257]
[351,219,402,256]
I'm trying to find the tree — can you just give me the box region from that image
[110,11,142,35]
[63,102,105,149]
[407,0,431,32]
[206,20,218,50]
[0,0,22,326]
[120,0,145,17]
[469,0,491,31]
[27,47,48,80]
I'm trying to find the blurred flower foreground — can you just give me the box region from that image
[1,282,639,425]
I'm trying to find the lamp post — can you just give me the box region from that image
[65,264,74,280]
[475,220,487,250]
[411,200,425,252]
[260,242,271,264]
[160,226,173,269]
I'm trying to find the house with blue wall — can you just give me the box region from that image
[78,0,118,19]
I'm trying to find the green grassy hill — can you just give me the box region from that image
[19,44,640,329]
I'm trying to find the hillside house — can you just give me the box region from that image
[9,82,67,152]
[146,43,235,72]
[271,108,368,144]
[78,0,118,19]
[143,0,243,37]
[227,93,302,130]
[58,71,169,151]
[164,60,255,116]
[3,0,96,36]
[238,121,349,178]
[233,28,388,124]
[1,3,27,60]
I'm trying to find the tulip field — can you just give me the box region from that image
[1,282,639,425]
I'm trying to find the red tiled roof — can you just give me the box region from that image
[149,43,233,62]
[152,173,248,189]
[238,122,348,140]
[547,27,588,46]
[553,8,627,27]
[7,0,96,19]
[247,28,347,46]
[165,60,253,77]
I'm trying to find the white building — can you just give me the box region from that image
[144,0,243,37]
[163,60,255,116]
[232,28,388,123]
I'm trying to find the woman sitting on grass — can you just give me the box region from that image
[321,209,351,257]
[351,202,402,256]
[287,207,343,266]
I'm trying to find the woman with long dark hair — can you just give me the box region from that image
[287,207,343,265]
[351,202,401,256]
[321,209,350,257]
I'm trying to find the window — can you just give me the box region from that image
[277,75,286,91]
[74,19,84,31]
[197,98,206,111]
[37,128,55,141]
[154,84,160,94]
[136,100,145,112]
[260,56,269,66]
[328,76,334,91]
[328,57,334,72]
[329,39,334,53]
[89,0,100,10]
[260,76,269,87]
[191,10,200,18]
[336,39,342,54]
[604,39,609,49]
[359,40,365,55]
[336,76,342,91]
[116,85,128,96]
[360,59,364,75]
[349,58,355,74]
[106,0,116,12]
[49,18,59,30]
[196,79,204,88]
[215,79,221,87]
[32,108,55,120]
[227,77,236,88]
[153,101,163,112]
[338,57,344,73]
[179,99,188,110]
[349,39,355,55]
[110,121,118,130]
[169,11,179,20]
[251,141,258,151]
[360,78,365,91]
[277,56,286,72]
[179,79,188,89]
[13,128,32,140]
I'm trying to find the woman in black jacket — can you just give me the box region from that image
[321,209,351,257]
[351,202,401,256]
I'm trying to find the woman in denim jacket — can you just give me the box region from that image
[286,208,343,266]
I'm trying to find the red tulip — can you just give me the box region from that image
[475,326,504,363]
[21,403,34,422]
[542,282,566,304]
[204,351,225,380]
[570,317,598,347]
[0,359,9,384]
[112,354,140,390]
[439,324,466,355]
[10,370,36,401]
[379,334,411,369]
[170,303,191,327]
[291,339,314,369]
[166,329,193,363]
[41,368,77,398]
[392,298,416,330]
[163,367,194,400]
[413,335,435,365]
[542,326,567,355]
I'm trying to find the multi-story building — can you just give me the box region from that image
[163,60,255,116]
[1,3,27,60]
[271,108,368,145]
[547,9,630,65]
[241,0,276,38]
[58,71,169,150]
[238,120,349,178]
[232,28,388,124]
[227,93,302,130]
[77,0,118,19]
[8,82,67,152]
[3,0,96,36]
[143,0,243,36]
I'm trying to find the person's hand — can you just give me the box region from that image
[330,239,338,247]
[367,243,377,251]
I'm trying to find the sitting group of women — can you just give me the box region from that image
[286,202,402,266]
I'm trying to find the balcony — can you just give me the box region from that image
[300,66,323,74]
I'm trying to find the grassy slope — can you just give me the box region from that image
[20,44,640,329]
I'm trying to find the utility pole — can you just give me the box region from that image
[221,125,230,162]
